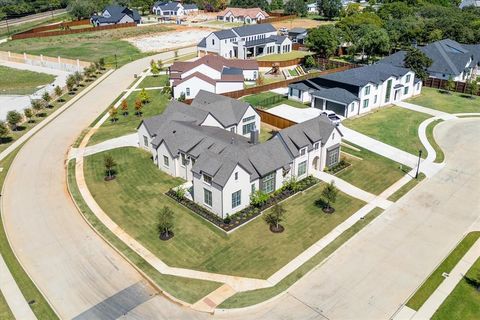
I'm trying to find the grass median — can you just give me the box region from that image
[387,173,425,202]
[426,119,445,163]
[0,291,14,320]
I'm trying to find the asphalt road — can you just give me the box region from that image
[2,48,479,319]
[0,9,66,29]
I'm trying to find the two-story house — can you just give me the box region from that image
[169,55,259,99]
[152,1,198,17]
[138,92,341,218]
[90,5,141,26]
[197,24,292,59]
[288,63,422,118]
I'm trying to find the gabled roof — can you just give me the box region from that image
[92,5,140,23]
[311,87,359,105]
[170,55,258,74]
[232,24,276,37]
[211,29,237,40]
[288,79,323,92]
[153,1,181,11]
[288,28,307,35]
[172,72,217,86]
[217,7,269,19]
[183,4,198,10]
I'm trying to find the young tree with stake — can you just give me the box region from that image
[158,206,175,240]
[264,203,286,233]
[321,181,338,213]
[104,154,117,180]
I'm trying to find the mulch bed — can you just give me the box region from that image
[270,224,285,233]
[159,231,174,241]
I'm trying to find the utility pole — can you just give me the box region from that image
[415,150,422,179]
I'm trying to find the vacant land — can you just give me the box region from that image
[407,231,480,311]
[271,17,334,30]
[0,25,172,67]
[408,87,480,114]
[343,106,430,157]
[0,65,55,95]
[338,142,410,195]
[84,147,365,279]
[242,91,308,109]
[88,90,170,146]
[432,256,480,320]
[256,50,313,62]
[0,291,14,320]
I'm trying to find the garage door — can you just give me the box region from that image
[326,101,346,117]
[313,98,324,109]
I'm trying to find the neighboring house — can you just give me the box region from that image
[459,0,480,8]
[198,24,292,59]
[288,63,422,118]
[216,7,269,24]
[152,1,198,17]
[380,39,480,82]
[138,91,342,218]
[307,3,318,13]
[169,55,259,99]
[90,5,140,26]
[288,28,308,44]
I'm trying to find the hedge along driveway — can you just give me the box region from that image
[84,147,366,279]
[343,106,431,158]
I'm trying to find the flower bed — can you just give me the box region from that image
[325,159,351,175]
[166,176,319,232]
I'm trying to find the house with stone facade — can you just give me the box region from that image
[138,91,341,218]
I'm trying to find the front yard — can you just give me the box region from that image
[241,91,309,109]
[337,142,410,195]
[0,65,55,95]
[343,106,430,157]
[137,75,169,88]
[84,147,366,279]
[408,87,480,114]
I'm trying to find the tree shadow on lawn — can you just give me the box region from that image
[0,137,13,144]
[464,275,480,291]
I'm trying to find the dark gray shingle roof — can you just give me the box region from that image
[311,87,359,105]
[212,29,237,40]
[232,24,276,37]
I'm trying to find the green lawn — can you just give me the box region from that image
[259,126,277,142]
[406,231,480,311]
[203,20,243,27]
[137,75,169,88]
[432,256,480,320]
[408,87,480,114]
[241,91,309,109]
[387,173,425,202]
[67,160,221,303]
[219,207,384,308]
[88,90,170,146]
[0,65,55,95]
[426,119,445,163]
[0,147,59,319]
[256,50,313,62]
[0,25,172,67]
[338,142,411,195]
[0,291,14,320]
[343,106,430,158]
[84,147,366,279]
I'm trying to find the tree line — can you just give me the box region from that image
[0,0,67,19]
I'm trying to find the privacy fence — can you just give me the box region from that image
[424,77,480,96]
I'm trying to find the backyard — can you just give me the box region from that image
[84,147,366,279]
[0,65,55,95]
[408,87,480,114]
[256,50,313,62]
[337,142,410,195]
[343,106,430,157]
[241,91,308,109]
[87,89,170,146]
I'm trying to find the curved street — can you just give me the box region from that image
[1,48,479,319]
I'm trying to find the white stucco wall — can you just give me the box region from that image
[193,173,224,217]
[173,77,215,99]
[216,81,243,94]
[235,105,260,137]
[182,65,221,80]
[221,165,252,217]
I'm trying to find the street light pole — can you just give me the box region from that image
[415,150,422,179]
[115,54,118,69]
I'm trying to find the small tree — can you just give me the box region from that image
[158,206,175,240]
[321,181,338,213]
[150,59,156,69]
[157,60,164,71]
[120,99,129,116]
[264,203,286,232]
[445,76,455,93]
[31,99,43,115]
[24,108,34,123]
[134,99,143,116]
[109,107,118,123]
[256,73,265,86]
[54,85,63,100]
[42,91,51,108]
[304,56,317,69]
[104,154,117,180]
[178,92,186,102]
[151,63,160,77]
[469,79,478,97]
[6,111,22,131]
[0,121,9,141]
[162,83,172,98]
[98,58,105,70]
[139,88,150,104]
[66,75,76,93]
[73,71,83,86]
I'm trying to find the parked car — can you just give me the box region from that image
[321,111,342,126]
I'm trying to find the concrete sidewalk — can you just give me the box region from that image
[394,101,457,120]
[69,133,138,160]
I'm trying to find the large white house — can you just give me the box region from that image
[198,24,292,59]
[169,55,259,99]
[152,1,198,17]
[138,91,341,218]
[288,63,422,118]
[216,7,269,24]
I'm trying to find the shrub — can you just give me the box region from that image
[223,214,231,224]
[250,190,270,207]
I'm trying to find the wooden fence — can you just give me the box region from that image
[256,108,297,129]
[24,19,91,34]
[257,57,308,68]
[424,77,480,96]
[12,21,137,40]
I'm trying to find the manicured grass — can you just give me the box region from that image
[432,256,480,320]
[0,65,55,95]
[387,173,425,202]
[406,231,480,311]
[338,142,411,195]
[137,75,169,88]
[408,87,480,114]
[259,126,276,142]
[0,291,14,320]
[256,50,313,62]
[241,91,308,109]
[84,147,366,279]
[426,119,445,163]
[343,106,430,158]
[204,20,243,27]
[0,25,172,67]
[87,90,170,146]
[67,160,221,303]
[0,147,59,319]
[219,207,384,308]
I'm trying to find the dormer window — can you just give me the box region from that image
[314,142,319,150]
[300,148,306,156]
[181,153,189,166]
[203,174,212,185]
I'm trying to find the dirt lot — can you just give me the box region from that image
[271,18,333,30]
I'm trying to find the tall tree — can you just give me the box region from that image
[229,0,269,11]
[403,47,432,81]
[306,25,342,58]
[284,0,307,17]
[317,0,342,20]
[355,25,390,62]
[270,0,283,10]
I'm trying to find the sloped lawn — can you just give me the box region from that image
[408,87,480,114]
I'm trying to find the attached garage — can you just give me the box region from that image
[310,87,359,118]
[325,101,346,117]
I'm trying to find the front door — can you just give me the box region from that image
[313,156,320,170]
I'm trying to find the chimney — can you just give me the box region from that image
[250,129,259,145]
